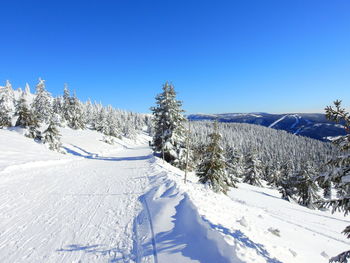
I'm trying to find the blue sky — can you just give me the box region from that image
[1,0,349,114]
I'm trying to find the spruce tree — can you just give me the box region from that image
[62,84,71,122]
[295,162,320,208]
[67,92,85,129]
[267,162,282,188]
[43,115,62,151]
[150,82,188,169]
[196,121,231,193]
[243,151,263,187]
[0,80,15,128]
[31,78,52,123]
[106,106,120,138]
[277,161,297,201]
[225,146,242,186]
[15,91,34,127]
[319,100,350,263]
[0,96,12,128]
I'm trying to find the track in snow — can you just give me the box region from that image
[0,145,155,263]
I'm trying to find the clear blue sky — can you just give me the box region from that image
[1,0,349,114]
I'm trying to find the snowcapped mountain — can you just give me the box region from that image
[188,113,347,141]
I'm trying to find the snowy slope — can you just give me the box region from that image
[0,128,349,262]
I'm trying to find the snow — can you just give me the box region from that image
[0,128,349,262]
[268,115,287,128]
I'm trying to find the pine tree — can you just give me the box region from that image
[43,115,62,151]
[31,78,52,123]
[243,151,263,187]
[150,82,188,169]
[295,162,320,208]
[196,122,231,193]
[319,100,350,263]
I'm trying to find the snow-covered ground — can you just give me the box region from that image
[0,128,349,262]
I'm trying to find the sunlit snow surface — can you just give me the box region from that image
[0,128,348,262]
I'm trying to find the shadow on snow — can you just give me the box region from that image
[63,144,152,162]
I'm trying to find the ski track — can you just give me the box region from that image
[0,145,154,263]
[268,116,287,128]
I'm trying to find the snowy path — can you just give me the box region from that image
[0,145,154,263]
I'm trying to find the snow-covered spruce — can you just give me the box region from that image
[196,121,234,193]
[0,80,14,128]
[42,115,63,152]
[150,82,189,170]
[242,150,263,187]
[31,78,53,123]
[319,100,350,263]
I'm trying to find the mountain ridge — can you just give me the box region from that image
[188,112,347,141]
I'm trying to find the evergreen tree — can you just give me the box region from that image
[243,150,263,187]
[0,80,15,128]
[196,121,231,193]
[319,100,350,263]
[267,162,282,188]
[67,92,85,129]
[277,161,297,201]
[25,118,41,141]
[95,107,109,134]
[0,96,12,128]
[295,162,320,208]
[62,84,71,122]
[15,91,34,127]
[43,115,62,151]
[31,78,52,123]
[150,82,188,169]
[106,106,120,137]
[225,146,242,186]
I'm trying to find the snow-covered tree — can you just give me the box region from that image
[266,162,282,188]
[196,122,231,193]
[243,150,264,187]
[225,146,242,186]
[52,96,64,123]
[67,92,85,129]
[43,115,62,151]
[295,162,320,208]
[0,80,15,127]
[62,84,70,121]
[95,107,109,134]
[61,85,85,129]
[24,83,31,94]
[319,100,350,263]
[151,82,188,169]
[277,161,297,201]
[31,78,52,123]
[0,97,12,128]
[106,106,120,138]
[15,91,35,128]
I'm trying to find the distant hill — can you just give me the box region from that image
[188,113,347,141]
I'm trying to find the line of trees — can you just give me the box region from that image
[0,79,151,151]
